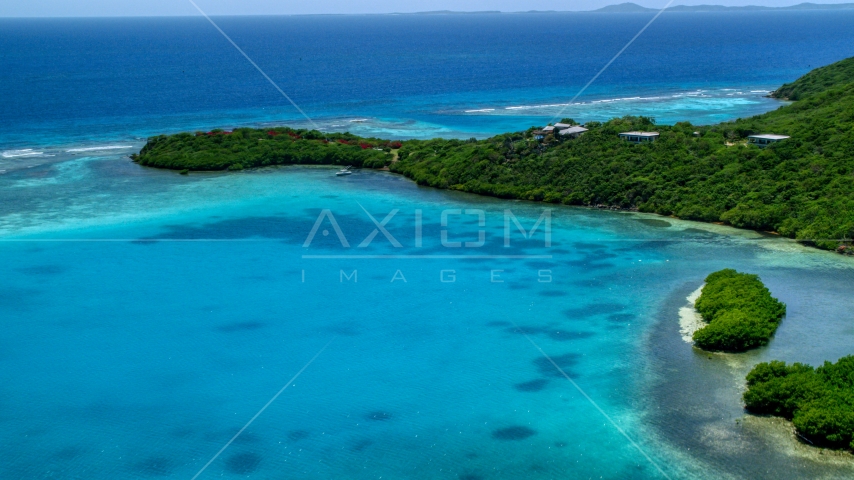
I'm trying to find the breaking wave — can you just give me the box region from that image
[65,145,134,153]
[2,149,44,158]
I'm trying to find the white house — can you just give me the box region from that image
[619,131,659,144]
[748,134,790,147]
[559,126,589,138]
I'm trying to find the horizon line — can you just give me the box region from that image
[2,2,854,19]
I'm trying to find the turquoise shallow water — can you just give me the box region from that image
[1,156,853,479]
[4,11,854,479]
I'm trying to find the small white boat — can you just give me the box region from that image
[335,166,353,176]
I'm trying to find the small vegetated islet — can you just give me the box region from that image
[692,269,786,352]
[744,356,854,452]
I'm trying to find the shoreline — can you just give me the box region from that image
[641,281,854,478]
[678,286,705,343]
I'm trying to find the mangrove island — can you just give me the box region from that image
[692,269,786,352]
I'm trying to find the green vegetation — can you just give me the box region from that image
[136,56,854,252]
[692,269,786,352]
[744,356,854,451]
[135,128,396,171]
[390,57,854,252]
[773,57,854,100]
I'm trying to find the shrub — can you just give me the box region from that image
[136,128,395,172]
[745,356,854,450]
[692,269,786,352]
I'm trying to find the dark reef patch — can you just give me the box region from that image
[0,286,41,310]
[459,474,484,480]
[225,452,261,474]
[514,379,549,392]
[506,325,545,335]
[682,228,714,235]
[365,411,393,421]
[569,278,608,288]
[571,242,606,251]
[492,426,537,440]
[53,446,84,461]
[321,322,360,336]
[216,321,265,333]
[134,456,174,476]
[288,430,311,441]
[170,427,194,438]
[534,353,581,378]
[562,303,625,319]
[526,261,556,269]
[563,260,615,271]
[547,330,595,342]
[608,313,635,323]
[350,438,374,451]
[635,218,672,228]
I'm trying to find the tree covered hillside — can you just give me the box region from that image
[390,57,854,251]
[135,57,854,252]
[773,57,854,100]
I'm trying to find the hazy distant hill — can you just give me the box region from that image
[407,10,502,15]
[593,2,854,12]
[400,3,854,14]
[593,2,657,12]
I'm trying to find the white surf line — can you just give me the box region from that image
[550,0,676,124]
[65,145,133,153]
[509,320,672,479]
[2,149,44,158]
[186,0,321,131]
[190,338,334,480]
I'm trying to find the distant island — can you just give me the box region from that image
[395,2,854,14]
[134,56,854,255]
[591,2,854,13]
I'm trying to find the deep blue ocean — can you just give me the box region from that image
[2,10,854,150]
[2,11,854,480]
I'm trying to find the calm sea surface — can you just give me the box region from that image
[1,12,854,479]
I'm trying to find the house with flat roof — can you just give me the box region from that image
[619,131,659,144]
[559,126,589,138]
[534,123,589,141]
[748,134,790,147]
